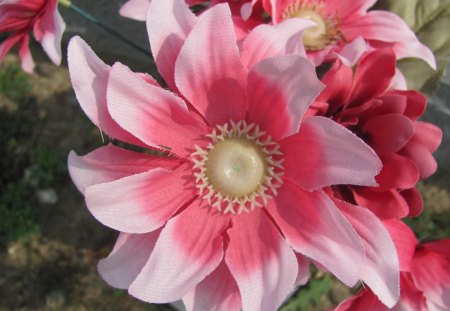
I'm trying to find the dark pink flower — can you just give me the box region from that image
[315,48,442,219]
[0,0,65,72]
[68,1,399,309]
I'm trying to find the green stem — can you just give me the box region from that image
[58,0,150,57]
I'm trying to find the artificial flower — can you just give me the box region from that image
[241,0,436,68]
[0,0,65,73]
[68,1,400,310]
[335,220,450,311]
[314,48,442,219]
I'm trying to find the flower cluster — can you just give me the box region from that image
[3,0,446,310]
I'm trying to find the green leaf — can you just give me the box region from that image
[375,0,450,95]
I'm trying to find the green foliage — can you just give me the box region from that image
[405,202,450,242]
[375,0,450,95]
[280,274,332,311]
[0,183,40,242]
[0,63,30,102]
[29,147,66,188]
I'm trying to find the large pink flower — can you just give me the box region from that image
[0,0,65,73]
[69,1,399,309]
[335,221,450,311]
[240,0,436,68]
[314,48,442,219]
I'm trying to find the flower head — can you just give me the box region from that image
[0,0,65,72]
[69,1,399,309]
[314,49,442,219]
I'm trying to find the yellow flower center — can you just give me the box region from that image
[192,121,284,215]
[281,0,342,51]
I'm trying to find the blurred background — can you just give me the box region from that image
[0,0,449,310]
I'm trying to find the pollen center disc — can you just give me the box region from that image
[292,10,327,48]
[206,138,267,198]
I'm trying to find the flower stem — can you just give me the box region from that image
[58,0,150,57]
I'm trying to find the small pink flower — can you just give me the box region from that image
[240,0,436,68]
[69,1,399,309]
[335,221,450,311]
[315,49,442,219]
[0,0,65,72]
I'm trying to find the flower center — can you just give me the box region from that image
[192,121,284,215]
[281,0,342,51]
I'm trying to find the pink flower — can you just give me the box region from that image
[69,1,399,309]
[335,221,450,311]
[240,0,436,68]
[0,0,65,73]
[315,49,442,219]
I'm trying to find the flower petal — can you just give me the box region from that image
[342,11,436,69]
[147,0,197,90]
[376,154,420,190]
[225,207,297,311]
[174,4,247,126]
[67,37,147,147]
[349,49,396,105]
[295,254,310,286]
[247,55,324,140]
[317,59,352,111]
[362,114,414,154]
[68,144,178,194]
[352,188,410,219]
[107,62,208,158]
[18,35,34,73]
[33,0,65,65]
[98,230,160,289]
[266,181,365,287]
[128,201,230,303]
[382,219,418,272]
[84,163,195,233]
[400,141,438,179]
[332,36,369,67]
[281,116,381,190]
[183,261,241,311]
[241,18,315,68]
[334,198,400,308]
[119,0,150,21]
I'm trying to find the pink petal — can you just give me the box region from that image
[334,198,400,308]
[18,35,35,73]
[402,188,424,218]
[382,219,418,272]
[225,207,297,311]
[375,154,419,190]
[266,181,365,287]
[400,141,438,179]
[332,36,369,67]
[317,59,352,111]
[362,114,414,154]
[423,240,450,258]
[391,68,408,90]
[241,18,315,68]
[68,144,178,194]
[67,37,146,147]
[324,0,377,21]
[411,247,450,309]
[128,201,230,303]
[174,4,248,126]
[342,11,436,69]
[0,32,22,63]
[107,62,208,158]
[84,163,194,233]
[246,55,324,140]
[411,122,442,153]
[119,0,150,21]
[349,49,396,105]
[295,254,310,286]
[183,261,241,311]
[147,0,197,91]
[33,0,65,65]
[98,230,160,289]
[281,116,381,190]
[352,188,410,219]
